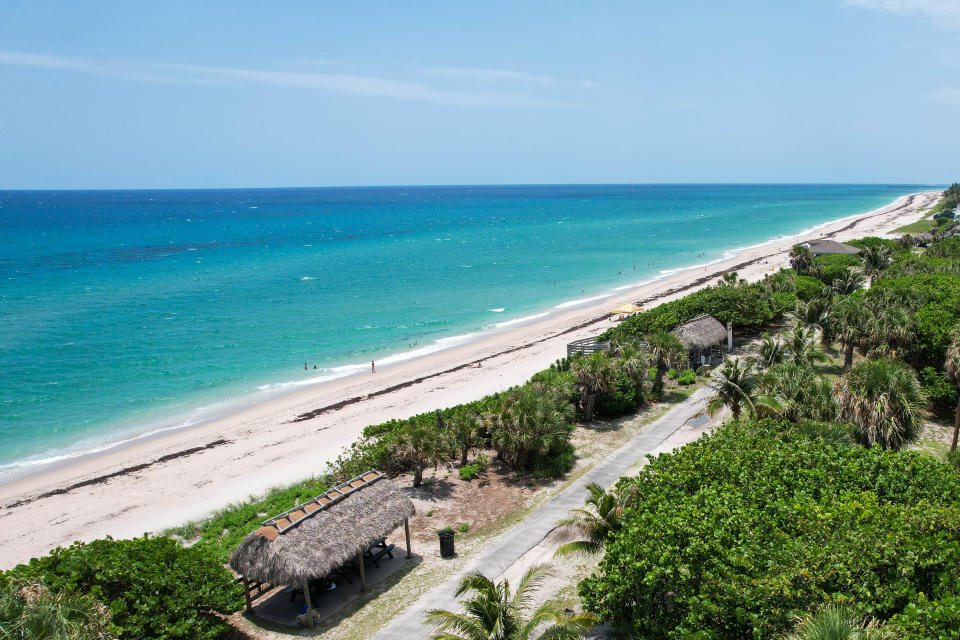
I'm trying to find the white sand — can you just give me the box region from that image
[0,190,939,568]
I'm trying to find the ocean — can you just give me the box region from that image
[0,184,926,479]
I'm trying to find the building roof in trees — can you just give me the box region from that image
[801,239,861,256]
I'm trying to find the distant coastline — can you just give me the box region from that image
[0,188,939,567]
[0,185,932,484]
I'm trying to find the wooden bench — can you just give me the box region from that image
[368,543,395,568]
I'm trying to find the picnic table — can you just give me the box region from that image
[288,537,397,601]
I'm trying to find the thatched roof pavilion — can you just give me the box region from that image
[671,314,727,353]
[230,470,414,625]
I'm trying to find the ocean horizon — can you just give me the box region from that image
[0,184,932,480]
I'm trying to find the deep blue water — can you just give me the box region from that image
[0,184,925,477]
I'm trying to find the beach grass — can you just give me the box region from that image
[167,476,328,562]
[893,218,937,234]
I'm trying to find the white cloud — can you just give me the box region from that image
[0,50,569,107]
[846,0,960,27]
[423,67,560,86]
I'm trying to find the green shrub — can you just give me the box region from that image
[676,369,696,386]
[918,366,959,418]
[770,291,798,316]
[602,282,777,343]
[3,536,244,640]
[597,369,644,417]
[458,453,488,481]
[436,526,455,536]
[870,272,960,367]
[813,253,860,285]
[0,579,116,640]
[948,449,960,470]
[458,522,470,533]
[530,441,575,479]
[795,275,827,301]
[579,420,960,639]
[667,368,678,380]
[847,236,906,254]
[889,593,960,639]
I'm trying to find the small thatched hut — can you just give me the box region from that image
[671,314,728,367]
[230,470,414,625]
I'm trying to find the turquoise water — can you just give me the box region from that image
[0,184,924,477]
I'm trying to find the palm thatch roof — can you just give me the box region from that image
[802,239,861,256]
[229,471,414,585]
[671,314,727,351]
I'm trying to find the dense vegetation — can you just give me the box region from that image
[579,420,960,639]
[600,278,792,342]
[576,223,960,639]
[1,536,243,640]
[6,206,957,639]
[932,182,959,218]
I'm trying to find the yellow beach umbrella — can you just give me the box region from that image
[609,303,643,315]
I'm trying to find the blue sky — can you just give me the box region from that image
[1,0,958,188]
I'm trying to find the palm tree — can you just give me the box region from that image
[570,352,617,420]
[717,271,745,287]
[834,358,927,451]
[786,606,888,640]
[646,330,687,397]
[424,565,597,640]
[945,332,960,452]
[787,324,829,367]
[790,244,813,275]
[0,580,116,640]
[828,297,867,371]
[757,332,786,368]
[395,420,447,487]
[705,357,763,420]
[448,408,481,466]
[491,384,574,471]
[554,482,633,557]
[831,270,865,295]
[761,362,837,423]
[794,297,831,331]
[860,306,914,359]
[896,233,914,250]
[859,244,892,285]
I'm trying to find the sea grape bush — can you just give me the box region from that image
[812,253,860,285]
[579,420,960,639]
[2,536,244,640]
[601,281,785,344]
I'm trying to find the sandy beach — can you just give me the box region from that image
[0,190,939,568]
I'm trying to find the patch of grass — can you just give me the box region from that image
[167,476,328,563]
[458,522,470,533]
[425,509,434,517]
[894,218,937,234]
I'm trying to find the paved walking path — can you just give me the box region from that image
[372,385,715,640]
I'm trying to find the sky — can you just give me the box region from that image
[0,0,958,189]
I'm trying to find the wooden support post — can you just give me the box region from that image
[243,577,253,613]
[357,550,366,590]
[404,518,411,558]
[302,578,314,628]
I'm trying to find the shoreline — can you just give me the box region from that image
[0,189,926,482]
[0,190,939,568]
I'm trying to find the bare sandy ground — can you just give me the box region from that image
[0,190,939,568]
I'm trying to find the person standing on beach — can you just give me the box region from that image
[371,360,376,373]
